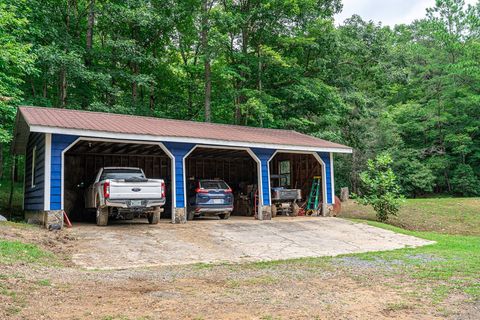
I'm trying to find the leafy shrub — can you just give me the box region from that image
[355,153,404,222]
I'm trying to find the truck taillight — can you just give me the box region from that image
[103,181,110,199]
[161,181,165,198]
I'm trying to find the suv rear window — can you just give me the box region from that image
[100,169,145,180]
[200,180,229,190]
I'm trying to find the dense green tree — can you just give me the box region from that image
[451,164,480,196]
[0,0,35,178]
[393,150,436,197]
[0,0,479,199]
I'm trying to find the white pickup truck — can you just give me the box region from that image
[85,167,166,226]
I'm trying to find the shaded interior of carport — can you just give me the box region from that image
[269,152,324,212]
[63,140,172,221]
[64,143,324,221]
[185,147,258,217]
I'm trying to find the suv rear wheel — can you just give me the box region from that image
[218,212,230,220]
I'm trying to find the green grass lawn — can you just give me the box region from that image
[0,240,54,265]
[347,220,480,301]
[339,198,480,302]
[341,198,480,236]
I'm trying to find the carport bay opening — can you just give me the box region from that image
[184,146,260,217]
[268,151,329,211]
[63,138,174,221]
[58,139,332,222]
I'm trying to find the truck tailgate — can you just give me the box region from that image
[109,180,162,200]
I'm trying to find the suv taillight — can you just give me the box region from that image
[195,188,209,194]
[103,181,110,199]
[195,181,208,194]
[161,181,166,198]
[225,188,232,193]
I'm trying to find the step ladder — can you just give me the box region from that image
[306,176,322,215]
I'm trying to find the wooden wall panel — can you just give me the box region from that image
[270,153,322,202]
[24,132,45,211]
[186,157,256,191]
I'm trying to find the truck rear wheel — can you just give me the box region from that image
[96,207,109,226]
[148,207,161,224]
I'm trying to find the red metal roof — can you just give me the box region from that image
[17,106,351,152]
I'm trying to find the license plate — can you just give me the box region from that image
[212,199,224,204]
[130,200,143,207]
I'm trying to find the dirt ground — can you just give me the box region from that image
[0,219,476,320]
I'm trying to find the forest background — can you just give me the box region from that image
[1,0,479,199]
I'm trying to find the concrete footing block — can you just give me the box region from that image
[173,208,186,224]
[322,204,334,217]
[25,210,64,229]
[259,205,272,220]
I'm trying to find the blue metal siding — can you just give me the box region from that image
[50,134,79,210]
[251,148,276,206]
[163,142,195,208]
[24,133,45,211]
[23,130,337,212]
[318,152,333,204]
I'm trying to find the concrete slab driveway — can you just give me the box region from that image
[70,217,434,270]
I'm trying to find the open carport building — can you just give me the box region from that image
[12,106,352,227]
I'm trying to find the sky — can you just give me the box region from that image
[335,0,478,26]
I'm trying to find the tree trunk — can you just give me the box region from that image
[201,0,211,122]
[0,144,3,180]
[257,45,262,125]
[132,63,138,104]
[149,84,155,112]
[43,76,47,98]
[109,36,117,106]
[131,24,139,106]
[60,0,70,108]
[31,79,36,97]
[59,69,67,108]
[444,170,452,192]
[234,82,242,124]
[81,0,95,109]
[203,51,212,122]
[257,45,262,91]
[235,23,249,125]
[85,0,95,67]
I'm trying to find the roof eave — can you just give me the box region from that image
[28,124,353,154]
